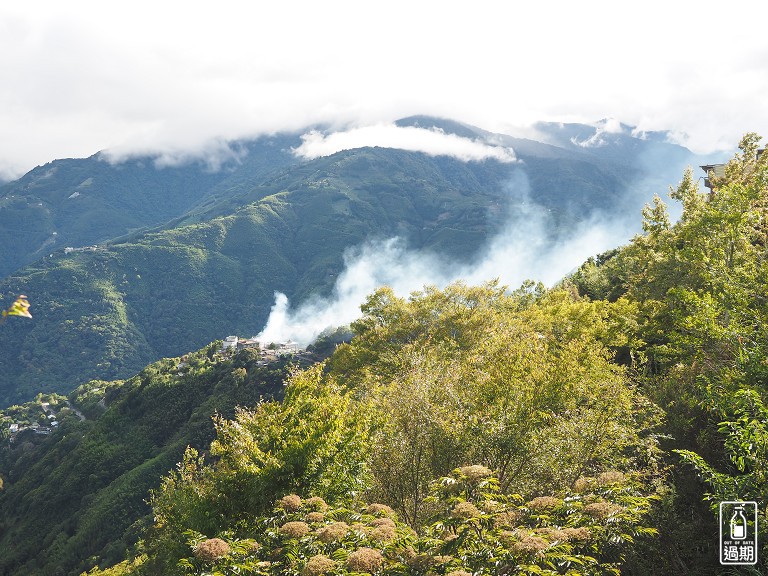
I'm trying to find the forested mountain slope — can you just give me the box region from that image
[0,344,298,576]
[1,135,765,576]
[0,118,708,406]
[0,134,302,280]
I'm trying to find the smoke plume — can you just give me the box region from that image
[256,167,636,346]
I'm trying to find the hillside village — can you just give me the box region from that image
[217,335,313,365]
[1,396,83,444]
[3,337,313,446]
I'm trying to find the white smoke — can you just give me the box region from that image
[256,168,636,346]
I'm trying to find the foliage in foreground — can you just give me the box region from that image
[91,466,656,576]
[92,278,665,576]
[570,133,768,571]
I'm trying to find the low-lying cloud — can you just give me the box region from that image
[100,137,251,171]
[256,168,635,346]
[293,124,517,163]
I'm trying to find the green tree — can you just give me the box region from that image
[331,282,662,527]
[144,363,372,574]
[572,133,768,572]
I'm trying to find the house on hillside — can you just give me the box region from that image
[221,335,239,351]
[237,337,260,350]
[280,340,299,351]
[701,148,765,196]
[700,162,726,196]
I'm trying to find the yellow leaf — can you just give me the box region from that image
[3,295,32,319]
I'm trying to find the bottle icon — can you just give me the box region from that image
[730,505,747,540]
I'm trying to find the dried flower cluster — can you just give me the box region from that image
[193,538,231,562]
[493,509,522,528]
[510,534,549,556]
[366,503,395,517]
[597,470,626,485]
[370,524,396,542]
[317,521,349,543]
[346,547,384,573]
[526,496,561,511]
[302,554,337,576]
[572,476,596,492]
[305,496,329,511]
[451,501,481,519]
[584,501,622,519]
[458,464,492,482]
[278,494,303,512]
[407,553,437,571]
[536,527,568,542]
[279,521,310,539]
[370,517,395,528]
[562,526,591,541]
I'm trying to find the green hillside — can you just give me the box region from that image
[0,343,300,576]
[0,135,765,575]
[0,142,643,407]
[0,135,301,280]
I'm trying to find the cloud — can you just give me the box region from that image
[293,124,517,163]
[256,168,634,346]
[101,137,250,171]
[570,118,628,148]
[1,3,765,177]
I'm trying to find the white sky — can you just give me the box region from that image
[2,1,766,180]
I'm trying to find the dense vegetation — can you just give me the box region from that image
[0,117,707,407]
[0,134,301,279]
[0,344,298,575]
[72,134,767,575]
[80,281,661,576]
[1,127,760,575]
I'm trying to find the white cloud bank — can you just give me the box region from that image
[256,170,631,346]
[2,2,767,179]
[293,124,517,163]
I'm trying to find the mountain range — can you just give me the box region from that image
[0,116,719,406]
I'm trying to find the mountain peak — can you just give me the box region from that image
[394,115,482,140]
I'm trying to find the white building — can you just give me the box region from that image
[221,335,239,350]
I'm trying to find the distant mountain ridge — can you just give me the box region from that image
[0,134,303,280]
[0,116,720,406]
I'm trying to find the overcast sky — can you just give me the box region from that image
[1,1,766,180]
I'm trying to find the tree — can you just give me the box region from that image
[144,363,372,574]
[330,282,662,527]
[577,133,768,572]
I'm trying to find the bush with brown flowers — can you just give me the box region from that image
[193,538,231,562]
[302,554,337,576]
[346,547,384,573]
[279,521,310,539]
